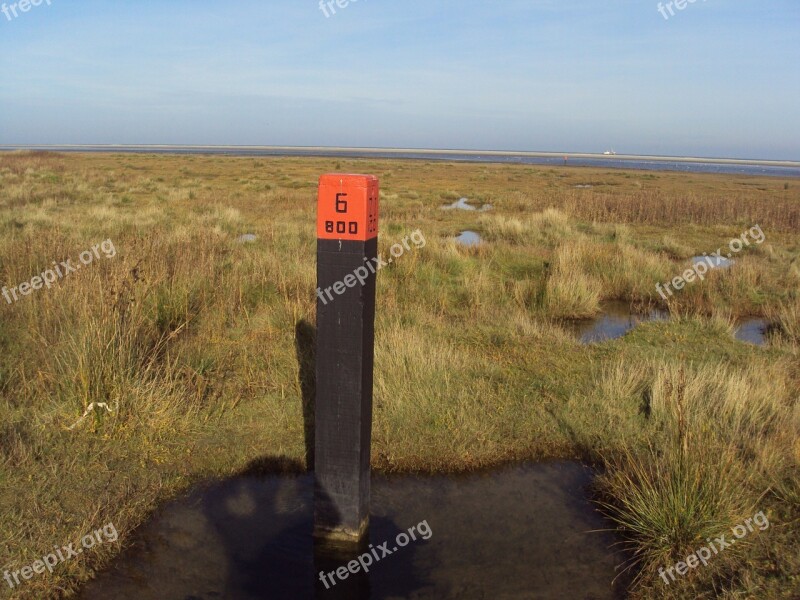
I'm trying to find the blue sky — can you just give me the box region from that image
[1,0,798,159]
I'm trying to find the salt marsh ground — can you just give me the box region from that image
[0,151,798,599]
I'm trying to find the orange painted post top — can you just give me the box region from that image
[317,174,379,241]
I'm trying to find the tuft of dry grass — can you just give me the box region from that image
[543,238,602,318]
[768,297,800,344]
[480,208,572,246]
[593,360,798,596]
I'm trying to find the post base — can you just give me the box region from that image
[313,517,370,547]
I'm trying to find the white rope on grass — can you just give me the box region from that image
[67,402,113,431]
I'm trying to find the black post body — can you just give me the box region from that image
[314,237,377,543]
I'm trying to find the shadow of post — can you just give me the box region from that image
[199,456,427,599]
[295,319,316,471]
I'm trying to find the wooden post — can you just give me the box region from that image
[314,174,379,544]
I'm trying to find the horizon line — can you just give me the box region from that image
[1,144,799,168]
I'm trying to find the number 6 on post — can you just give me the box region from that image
[317,174,379,241]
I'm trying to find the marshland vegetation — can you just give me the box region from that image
[0,151,798,598]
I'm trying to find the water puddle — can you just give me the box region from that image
[440,197,492,211]
[567,301,669,344]
[692,255,734,269]
[568,302,769,347]
[734,319,769,346]
[454,231,482,247]
[79,461,624,599]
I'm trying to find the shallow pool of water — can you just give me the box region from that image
[440,198,492,211]
[691,254,734,269]
[79,462,624,599]
[567,301,669,344]
[734,319,769,345]
[454,231,482,247]
[568,302,770,347]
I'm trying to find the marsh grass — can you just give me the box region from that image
[0,151,798,598]
[543,238,603,318]
[768,297,800,343]
[593,360,797,596]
